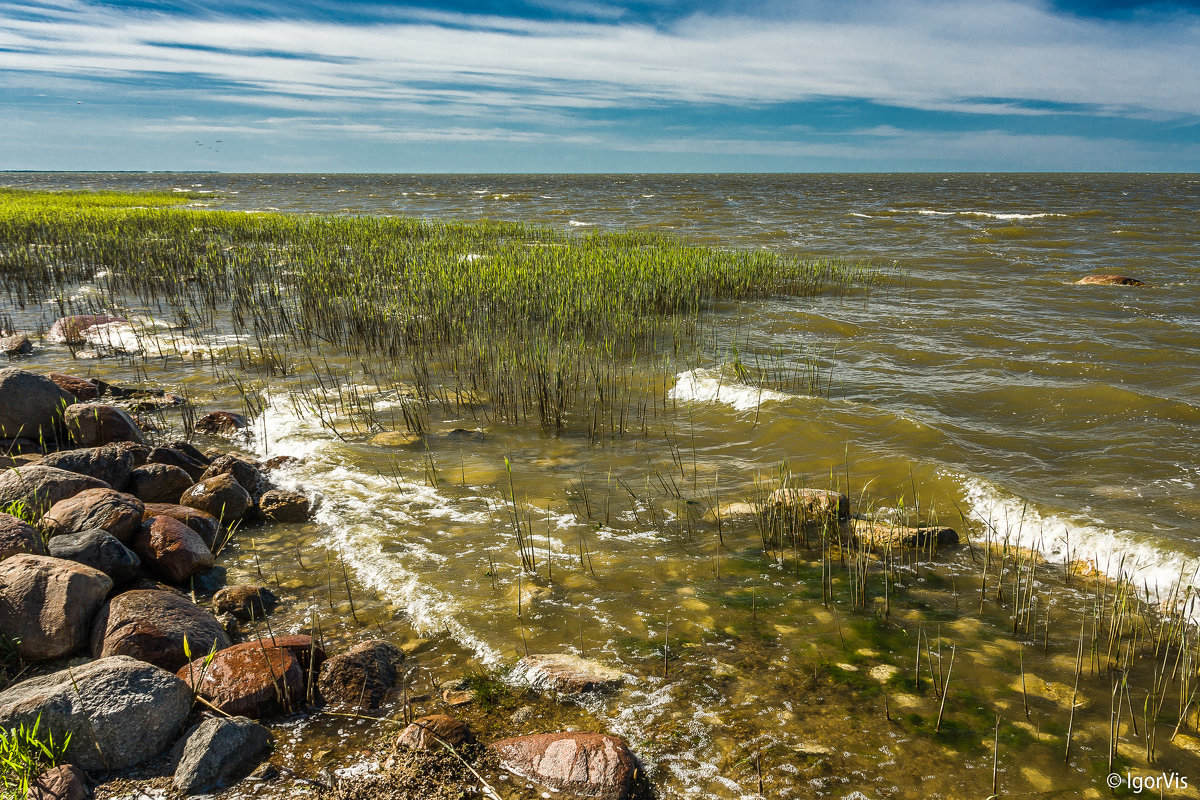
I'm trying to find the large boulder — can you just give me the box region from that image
[180,473,251,521]
[256,488,311,523]
[47,373,100,402]
[64,403,146,447]
[0,554,112,660]
[0,655,191,771]
[0,511,47,561]
[490,732,640,800]
[148,445,208,481]
[46,315,128,346]
[513,654,624,695]
[0,465,109,519]
[212,585,278,621]
[39,488,144,543]
[173,716,272,795]
[177,642,304,718]
[200,455,263,497]
[40,443,136,491]
[0,367,73,442]
[91,588,230,670]
[48,528,141,584]
[130,516,214,584]
[194,411,248,436]
[128,463,194,505]
[141,503,219,547]
[396,714,474,752]
[317,639,404,708]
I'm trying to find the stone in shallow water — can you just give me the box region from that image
[396,714,474,752]
[173,716,272,795]
[513,653,625,694]
[490,732,641,800]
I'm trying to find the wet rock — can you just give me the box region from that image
[46,315,128,346]
[212,584,278,621]
[195,411,249,436]
[165,440,211,465]
[250,633,325,674]
[148,445,208,481]
[39,488,144,543]
[1076,274,1144,286]
[180,473,251,521]
[64,403,145,447]
[490,732,640,800]
[396,714,474,752]
[0,465,109,520]
[173,716,272,796]
[119,392,186,413]
[39,444,136,491]
[256,488,311,523]
[200,455,263,496]
[369,431,423,448]
[0,554,112,660]
[513,654,625,695]
[127,463,194,504]
[177,642,304,718]
[445,428,486,442]
[0,367,74,442]
[47,373,100,402]
[91,588,231,670]
[317,639,404,708]
[262,455,298,471]
[846,520,959,551]
[442,688,475,707]
[2,334,33,358]
[26,763,91,800]
[141,503,220,548]
[0,655,191,772]
[131,515,214,584]
[768,488,850,524]
[0,512,47,561]
[48,528,141,584]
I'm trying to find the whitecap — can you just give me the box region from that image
[668,367,791,412]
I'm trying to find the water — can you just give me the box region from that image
[4,172,1200,798]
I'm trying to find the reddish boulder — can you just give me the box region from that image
[48,373,100,402]
[127,463,193,505]
[0,512,47,561]
[64,403,145,447]
[396,714,474,752]
[177,642,304,718]
[251,633,325,674]
[40,488,144,543]
[490,732,640,800]
[180,473,251,521]
[141,503,219,547]
[0,554,112,661]
[317,640,403,708]
[256,489,311,523]
[91,588,230,670]
[46,315,127,345]
[130,516,213,584]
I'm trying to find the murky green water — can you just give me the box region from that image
[4,172,1200,798]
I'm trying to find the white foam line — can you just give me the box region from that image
[669,367,792,412]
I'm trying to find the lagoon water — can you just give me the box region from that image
[5,172,1200,797]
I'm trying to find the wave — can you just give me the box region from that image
[668,367,793,411]
[888,208,1068,220]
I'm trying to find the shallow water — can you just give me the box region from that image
[5,172,1200,798]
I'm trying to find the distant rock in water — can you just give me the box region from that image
[46,315,129,345]
[1075,274,1144,286]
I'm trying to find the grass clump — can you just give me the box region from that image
[0,716,71,800]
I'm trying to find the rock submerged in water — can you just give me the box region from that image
[0,334,33,357]
[0,553,112,660]
[317,639,404,709]
[490,731,641,800]
[513,653,625,695]
[195,410,249,436]
[46,315,129,345]
[1075,274,1144,286]
[396,714,474,752]
[212,584,278,621]
[768,487,850,523]
[256,488,312,522]
[846,520,959,550]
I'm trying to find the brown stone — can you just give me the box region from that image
[0,512,48,561]
[91,588,230,671]
[177,642,304,718]
[64,404,145,447]
[396,714,474,752]
[0,554,112,661]
[195,411,249,436]
[1075,274,1144,286]
[0,465,109,520]
[250,634,325,674]
[26,764,91,800]
[256,488,311,523]
[846,520,959,551]
[40,488,144,543]
[46,316,128,345]
[1,334,33,358]
[141,503,219,548]
[212,584,278,621]
[180,473,251,521]
[514,654,624,694]
[130,516,213,584]
[147,445,207,481]
[200,455,263,497]
[317,639,403,708]
[127,463,194,504]
[47,374,100,402]
[768,487,849,524]
[490,732,640,800]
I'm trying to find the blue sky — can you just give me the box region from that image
[1,0,1198,172]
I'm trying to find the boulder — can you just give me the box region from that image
[131,516,214,584]
[39,488,144,543]
[141,503,219,548]
[396,714,474,752]
[490,732,640,800]
[1076,274,1144,286]
[0,367,73,442]
[173,716,272,795]
[91,588,230,670]
[26,764,91,800]
[48,529,141,584]
[148,445,208,481]
[212,584,278,621]
[513,654,624,695]
[63,403,145,447]
[46,315,128,346]
[180,473,251,521]
[317,639,404,708]
[127,463,194,505]
[846,520,959,551]
[47,373,100,402]
[0,655,191,771]
[200,455,263,497]
[1,334,32,358]
[768,488,849,524]
[0,465,109,519]
[177,642,304,718]
[39,444,136,491]
[0,554,112,660]
[250,633,324,674]
[262,455,298,471]
[0,512,47,561]
[165,440,211,466]
[195,411,249,436]
[256,489,311,523]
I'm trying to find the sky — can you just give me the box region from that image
[1,0,1198,172]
